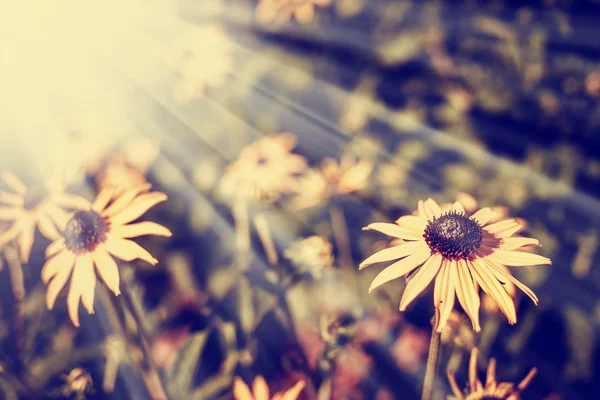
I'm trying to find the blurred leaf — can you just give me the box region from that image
[564,306,594,381]
[376,32,424,65]
[167,330,209,395]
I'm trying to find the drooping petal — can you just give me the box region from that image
[395,215,427,232]
[45,253,75,310]
[105,236,158,265]
[93,187,116,212]
[363,222,424,240]
[455,259,481,332]
[252,376,269,400]
[434,260,457,332]
[482,249,551,267]
[482,259,539,304]
[233,377,254,400]
[497,237,540,251]
[484,219,524,238]
[79,254,97,314]
[92,246,121,295]
[111,221,172,239]
[469,258,516,324]
[110,192,167,226]
[360,241,426,269]
[399,253,442,311]
[368,246,431,292]
[18,216,36,263]
[42,249,76,284]
[37,212,60,240]
[471,207,497,226]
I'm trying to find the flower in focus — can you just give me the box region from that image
[220,133,307,203]
[256,0,332,24]
[42,184,171,327]
[233,376,305,400]
[291,155,373,209]
[0,172,90,262]
[447,348,537,400]
[284,235,334,276]
[97,138,159,197]
[361,198,551,332]
[167,24,234,103]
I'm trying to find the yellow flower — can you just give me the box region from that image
[167,24,234,104]
[0,172,90,262]
[256,0,332,24]
[284,235,334,276]
[41,184,171,327]
[361,198,551,332]
[220,133,307,203]
[291,154,373,209]
[447,348,537,399]
[233,376,305,400]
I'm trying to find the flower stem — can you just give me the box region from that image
[4,245,25,371]
[422,314,441,400]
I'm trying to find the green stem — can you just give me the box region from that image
[421,314,441,400]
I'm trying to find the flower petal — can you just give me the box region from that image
[45,253,75,310]
[294,3,315,23]
[498,237,540,251]
[233,377,253,400]
[394,215,427,232]
[483,219,524,238]
[451,202,466,213]
[45,203,71,231]
[46,238,66,258]
[363,222,424,240]
[253,376,269,400]
[0,191,24,206]
[93,187,116,212]
[79,254,96,314]
[1,172,26,194]
[455,259,481,332]
[417,200,428,220]
[110,192,167,226]
[104,184,152,217]
[280,380,306,400]
[368,245,431,292]
[482,250,551,267]
[51,193,91,210]
[37,212,60,240]
[360,240,426,269]
[67,255,93,326]
[482,259,538,304]
[424,198,442,219]
[18,216,36,263]
[471,207,497,226]
[111,222,172,239]
[42,249,76,284]
[105,236,158,265]
[469,258,516,324]
[92,245,121,295]
[399,253,442,311]
[0,206,22,220]
[434,260,457,332]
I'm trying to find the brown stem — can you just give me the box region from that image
[422,313,441,400]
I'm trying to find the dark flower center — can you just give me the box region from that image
[423,211,482,260]
[64,210,110,254]
[23,186,49,210]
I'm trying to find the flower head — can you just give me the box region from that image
[361,198,551,332]
[233,376,305,400]
[447,348,537,399]
[220,133,307,203]
[42,184,171,326]
[0,172,89,262]
[291,155,372,209]
[284,235,334,276]
[256,0,332,24]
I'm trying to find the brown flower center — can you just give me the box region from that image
[423,211,482,260]
[64,210,110,254]
[23,186,49,210]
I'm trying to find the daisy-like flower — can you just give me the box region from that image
[233,376,305,400]
[41,184,171,327]
[0,172,89,262]
[360,198,551,332]
[256,0,332,24]
[220,133,307,203]
[166,24,234,104]
[447,348,537,400]
[284,235,334,276]
[291,154,373,209]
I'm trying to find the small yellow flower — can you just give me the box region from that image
[220,133,307,203]
[233,376,305,400]
[284,235,334,275]
[42,184,171,327]
[0,172,89,262]
[447,348,537,399]
[361,198,551,332]
[256,0,332,24]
